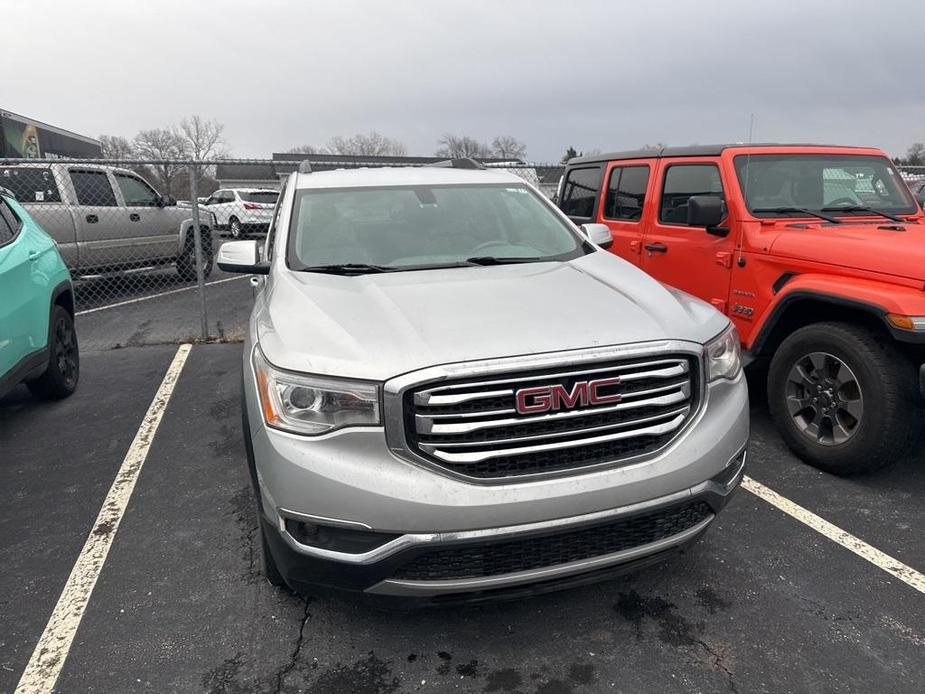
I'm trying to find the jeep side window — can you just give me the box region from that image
[560,167,602,219]
[114,173,159,206]
[69,170,118,207]
[604,166,649,221]
[659,164,724,225]
[0,198,20,245]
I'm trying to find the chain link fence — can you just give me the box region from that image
[1,157,561,351]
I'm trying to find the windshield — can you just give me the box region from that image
[287,183,588,271]
[734,154,917,218]
[241,191,279,204]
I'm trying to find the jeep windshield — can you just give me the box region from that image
[287,183,589,273]
[734,154,917,220]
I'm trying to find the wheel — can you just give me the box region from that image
[767,322,917,474]
[229,217,244,239]
[176,228,214,281]
[27,305,79,400]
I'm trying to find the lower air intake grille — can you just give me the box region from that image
[392,502,712,581]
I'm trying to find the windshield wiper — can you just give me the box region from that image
[820,205,904,223]
[300,263,395,275]
[751,207,842,224]
[464,256,545,266]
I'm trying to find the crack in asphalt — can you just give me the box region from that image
[696,638,737,693]
[274,598,311,694]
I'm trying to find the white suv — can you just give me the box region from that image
[205,188,278,238]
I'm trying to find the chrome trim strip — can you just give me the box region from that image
[417,384,690,434]
[415,388,512,407]
[420,413,687,463]
[422,406,690,449]
[414,358,688,404]
[383,340,707,484]
[276,470,728,565]
[365,516,713,596]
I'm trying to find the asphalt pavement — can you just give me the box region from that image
[1,277,923,694]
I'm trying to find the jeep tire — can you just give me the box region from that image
[767,321,917,474]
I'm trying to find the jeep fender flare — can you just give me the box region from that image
[749,274,925,355]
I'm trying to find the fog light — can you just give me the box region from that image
[283,518,400,554]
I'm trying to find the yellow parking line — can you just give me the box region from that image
[14,345,193,694]
[742,475,925,594]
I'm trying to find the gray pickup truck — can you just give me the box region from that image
[0,163,213,280]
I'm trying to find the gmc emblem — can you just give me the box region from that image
[515,377,622,415]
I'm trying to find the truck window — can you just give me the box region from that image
[604,166,649,221]
[70,170,118,207]
[114,173,159,206]
[659,164,724,225]
[560,167,602,219]
[0,167,62,203]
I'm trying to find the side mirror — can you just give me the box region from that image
[217,240,270,274]
[156,194,177,208]
[580,223,614,250]
[687,195,728,236]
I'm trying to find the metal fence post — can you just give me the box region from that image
[188,165,209,341]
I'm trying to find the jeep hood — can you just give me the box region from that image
[768,221,925,282]
[255,252,728,380]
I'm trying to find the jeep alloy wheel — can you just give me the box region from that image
[785,351,863,445]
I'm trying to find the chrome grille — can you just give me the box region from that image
[404,355,699,479]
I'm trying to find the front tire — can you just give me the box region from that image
[176,228,213,281]
[27,305,79,400]
[767,322,917,474]
[229,217,243,239]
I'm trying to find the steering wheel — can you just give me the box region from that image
[826,197,857,207]
[470,240,511,254]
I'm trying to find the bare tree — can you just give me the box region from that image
[133,128,188,195]
[99,135,135,159]
[490,135,527,160]
[435,134,491,159]
[898,142,925,166]
[560,146,578,164]
[326,131,407,157]
[287,144,321,154]
[179,116,228,161]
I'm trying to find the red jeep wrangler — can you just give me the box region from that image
[559,144,925,474]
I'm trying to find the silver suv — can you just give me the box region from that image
[219,160,749,601]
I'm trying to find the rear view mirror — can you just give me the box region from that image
[580,223,614,250]
[687,195,728,236]
[217,240,269,274]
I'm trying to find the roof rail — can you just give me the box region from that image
[298,160,312,174]
[428,157,486,170]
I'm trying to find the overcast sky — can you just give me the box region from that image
[6,0,925,161]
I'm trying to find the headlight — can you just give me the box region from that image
[252,348,380,435]
[705,325,742,382]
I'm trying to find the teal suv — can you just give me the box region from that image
[0,187,79,400]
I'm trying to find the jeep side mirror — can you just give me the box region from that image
[580,223,614,250]
[687,195,728,236]
[217,240,270,274]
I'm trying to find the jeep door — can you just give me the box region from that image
[67,168,134,270]
[597,161,655,267]
[112,171,178,261]
[640,159,736,313]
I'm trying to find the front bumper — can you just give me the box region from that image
[260,453,744,601]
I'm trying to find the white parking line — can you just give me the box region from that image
[742,475,925,595]
[14,345,193,694]
[75,276,246,316]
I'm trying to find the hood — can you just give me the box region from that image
[768,220,925,282]
[256,252,728,380]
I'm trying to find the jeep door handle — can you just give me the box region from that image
[644,242,668,253]
[28,250,40,262]
[86,214,98,224]
[129,213,140,222]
